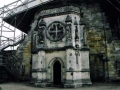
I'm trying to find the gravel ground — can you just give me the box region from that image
[0,82,120,90]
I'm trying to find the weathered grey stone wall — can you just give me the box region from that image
[107,40,120,81]
[81,3,120,81]
[15,31,31,79]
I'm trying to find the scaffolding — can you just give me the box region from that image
[0,0,45,50]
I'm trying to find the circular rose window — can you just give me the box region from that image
[47,21,65,41]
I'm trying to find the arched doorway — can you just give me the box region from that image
[53,61,61,85]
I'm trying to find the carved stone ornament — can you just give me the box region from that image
[65,15,72,23]
[47,21,65,42]
[37,19,46,48]
[66,24,72,39]
[74,17,79,41]
[66,15,72,45]
[75,50,80,64]
[38,27,45,43]
[38,19,46,27]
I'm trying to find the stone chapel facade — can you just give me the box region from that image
[31,6,91,88]
[13,0,120,88]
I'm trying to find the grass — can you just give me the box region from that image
[0,87,2,90]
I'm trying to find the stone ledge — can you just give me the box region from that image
[80,47,90,51]
[64,83,82,88]
[65,79,92,84]
[38,5,80,17]
[32,69,47,72]
[35,82,47,87]
[66,69,90,72]
[80,69,90,72]
[81,79,92,85]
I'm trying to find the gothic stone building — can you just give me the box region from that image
[31,5,92,87]
[2,0,120,88]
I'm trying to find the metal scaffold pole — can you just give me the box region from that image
[0,0,33,50]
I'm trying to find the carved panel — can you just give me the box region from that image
[65,15,72,46]
[38,27,45,43]
[74,18,79,48]
[66,24,72,40]
[37,19,46,48]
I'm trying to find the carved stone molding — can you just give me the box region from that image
[37,19,46,48]
[65,15,72,46]
[39,6,80,17]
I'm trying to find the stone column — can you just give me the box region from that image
[79,18,92,85]
[35,51,47,87]
[80,49,92,85]
[64,49,77,88]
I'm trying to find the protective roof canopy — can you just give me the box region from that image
[3,0,120,34]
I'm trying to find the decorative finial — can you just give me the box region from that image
[65,15,72,23]
[38,19,46,27]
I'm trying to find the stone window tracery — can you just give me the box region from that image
[47,21,65,41]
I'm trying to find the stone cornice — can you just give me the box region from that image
[31,46,90,53]
[32,69,47,72]
[66,69,90,72]
[38,5,80,18]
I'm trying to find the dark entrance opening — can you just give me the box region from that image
[90,54,105,82]
[53,61,61,85]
